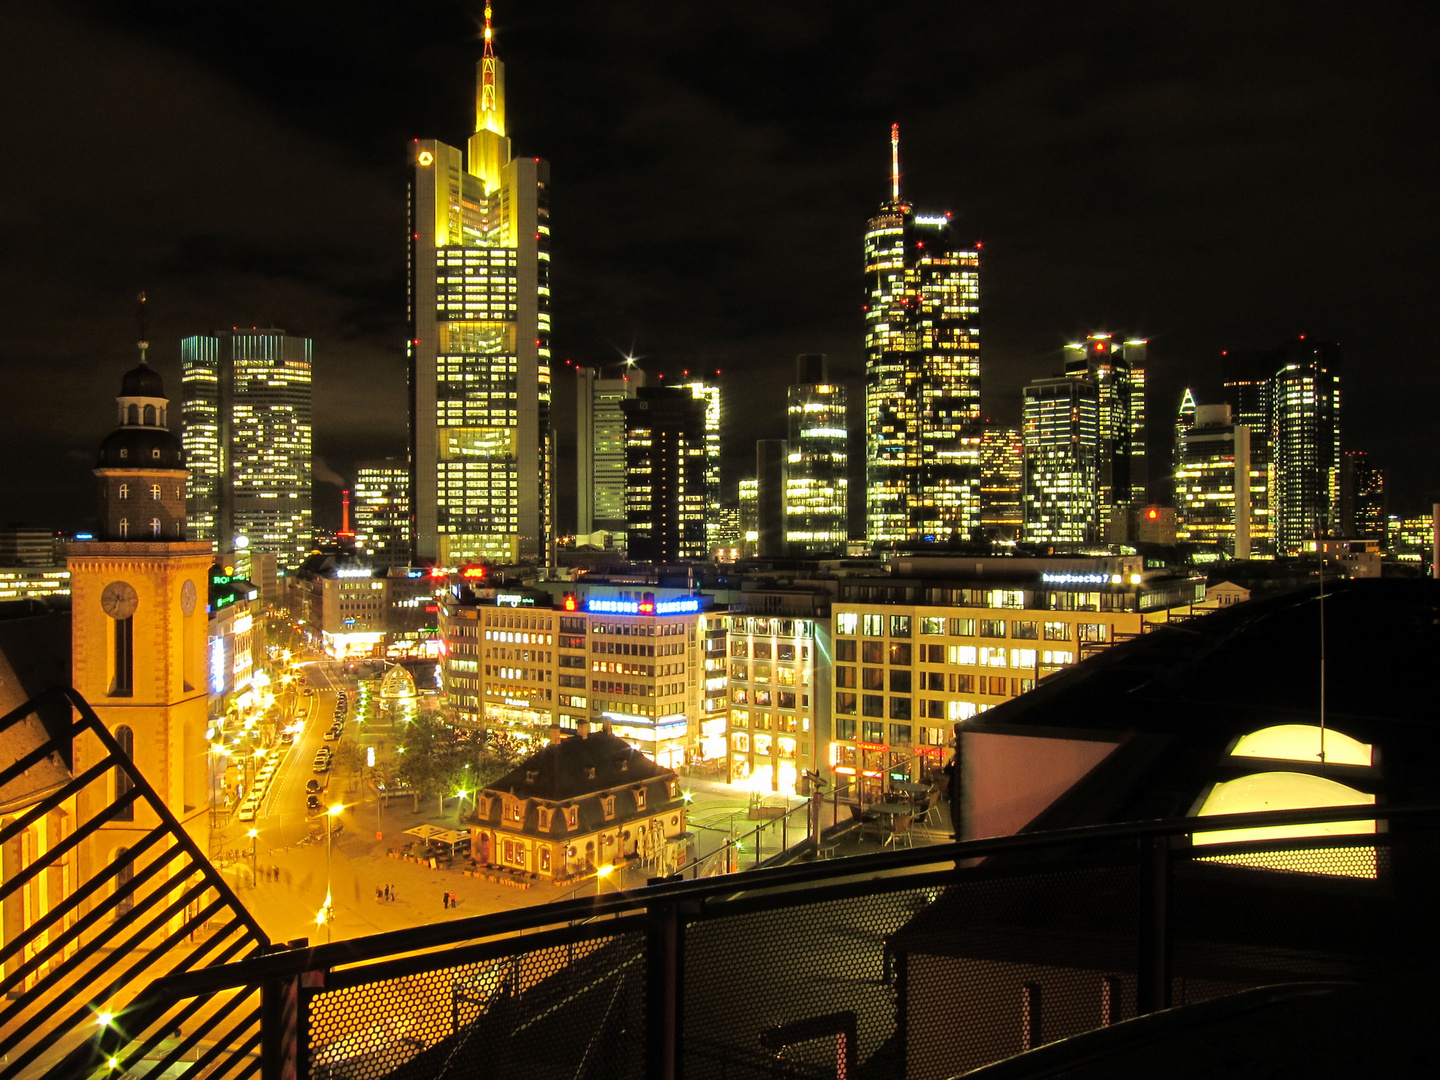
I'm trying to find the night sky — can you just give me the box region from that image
[3,1,1437,535]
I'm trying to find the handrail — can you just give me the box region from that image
[150,801,1434,1001]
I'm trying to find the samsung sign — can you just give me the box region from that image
[585,597,701,616]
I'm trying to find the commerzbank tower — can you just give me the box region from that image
[409,3,553,565]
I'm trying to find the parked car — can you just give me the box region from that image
[305,778,322,794]
[237,800,258,822]
[312,755,331,774]
[306,793,321,813]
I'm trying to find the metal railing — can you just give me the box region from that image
[87,802,1437,1080]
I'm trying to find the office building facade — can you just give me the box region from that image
[865,126,981,546]
[1063,334,1147,512]
[1022,377,1100,543]
[409,8,552,565]
[979,425,1023,543]
[180,328,313,566]
[353,458,412,567]
[1271,338,1341,554]
[784,354,849,556]
[577,365,644,542]
[1221,350,1276,556]
[685,379,723,549]
[621,387,708,563]
[1339,450,1386,540]
[1175,404,1252,558]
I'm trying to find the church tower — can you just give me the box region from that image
[68,311,215,870]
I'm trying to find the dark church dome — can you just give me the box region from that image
[121,362,166,399]
[98,426,184,469]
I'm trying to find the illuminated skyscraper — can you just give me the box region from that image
[621,387,707,563]
[1339,450,1386,539]
[1220,351,1274,556]
[1175,404,1252,558]
[1063,334,1147,514]
[1271,338,1341,554]
[577,364,644,542]
[864,125,981,546]
[409,4,552,566]
[684,378,723,549]
[354,458,411,567]
[979,425,1023,543]
[1022,377,1100,543]
[180,327,313,567]
[784,354,848,556]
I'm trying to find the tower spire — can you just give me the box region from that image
[890,123,901,201]
[480,4,498,124]
[136,291,149,364]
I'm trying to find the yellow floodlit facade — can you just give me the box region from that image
[409,5,552,564]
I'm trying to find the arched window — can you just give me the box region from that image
[115,726,135,821]
[115,846,135,916]
[118,518,128,538]
[127,405,139,425]
[142,405,156,425]
[118,483,129,500]
[150,484,161,501]
[150,518,161,537]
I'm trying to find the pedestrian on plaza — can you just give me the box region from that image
[442,891,449,910]
[376,886,382,902]
[449,891,457,909]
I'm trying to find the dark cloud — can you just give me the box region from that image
[2,0,1438,534]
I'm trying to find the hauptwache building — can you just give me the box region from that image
[823,554,1204,802]
[439,576,727,769]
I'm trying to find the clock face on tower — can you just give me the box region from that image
[181,579,197,616]
[101,580,139,620]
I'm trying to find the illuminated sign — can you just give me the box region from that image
[1041,573,1110,585]
[563,594,578,611]
[504,697,530,707]
[584,597,701,616]
[334,568,373,579]
[915,214,949,226]
[856,741,888,753]
[208,638,226,695]
[407,570,424,578]
[496,593,534,607]
[418,150,434,166]
[461,566,487,579]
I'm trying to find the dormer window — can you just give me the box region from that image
[478,795,492,817]
[602,795,616,820]
[564,804,579,830]
[584,766,596,781]
[633,787,647,812]
[537,806,554,830]
[526,770,539,784]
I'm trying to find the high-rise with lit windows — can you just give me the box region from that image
[621,386,708,563]
[1271,338,1341,554]
[864,126,981,546]
[979,425,1023,543]
[784,354,848,556]
[577,365,644,543]
[1221,350,1276,556]
[180,327,313,567]
[409,4,552,566]
[1339,450,1386,540]
[1175,403,1252,558]
[353,458,411,567]
[1022,376,1100,543]
[1063,334,1147,512]
[684,378,723,550]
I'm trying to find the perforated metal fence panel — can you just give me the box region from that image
[683,886,938,1079]
[305,931,646,1080]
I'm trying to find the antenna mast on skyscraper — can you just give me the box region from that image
[481,4,497,116]
[136,291,149,364]
[890,123,901,200]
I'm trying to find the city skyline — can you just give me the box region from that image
[2,1,1438,535]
